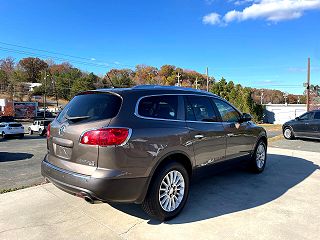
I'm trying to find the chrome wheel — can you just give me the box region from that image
[284,128,292,139]
[256,143,266,169]
[159,170,185,212]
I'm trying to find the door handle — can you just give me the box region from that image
[194,134,204,139]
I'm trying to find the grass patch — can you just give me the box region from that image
[0,181,47,194]
[0,186,27,194]
[258,124,282,131]
[269,134,284,143]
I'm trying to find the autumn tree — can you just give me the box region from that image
[106,69,135,88]
[158,65,176,85]
[18,57,48,83]
[134,65,158,85]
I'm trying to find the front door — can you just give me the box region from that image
[309,111,320,139]
[294,112,314,138]
[184,95,226,167]
[212,99,256,160]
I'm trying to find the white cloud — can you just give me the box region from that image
[90,58,96,61]
[202,12,222,25]
[203,0,320,26]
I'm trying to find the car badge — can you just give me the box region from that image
[59,125,66,136]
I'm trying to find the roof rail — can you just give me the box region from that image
[132,85,214,94]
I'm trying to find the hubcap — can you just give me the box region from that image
[256,143,266,169]
[284,129,291,139]
[159,170,185,212]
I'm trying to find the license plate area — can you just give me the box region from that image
[53,143,72,160]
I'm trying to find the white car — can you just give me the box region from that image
[0,122,25,138]
[28,120,51,136]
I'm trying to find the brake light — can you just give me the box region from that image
[47,124,51,139]
[80,128,130,146]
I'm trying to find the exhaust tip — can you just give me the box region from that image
[84,196,94,204]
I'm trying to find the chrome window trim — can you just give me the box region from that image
[134,93,224,124]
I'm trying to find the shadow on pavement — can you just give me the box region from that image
[111,154,319,224]
[0,152,34,162]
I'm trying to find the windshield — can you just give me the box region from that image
[56,92,122,123]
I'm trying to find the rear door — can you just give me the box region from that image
[212,98,255,160]
[47,92,122,175]
[184,95,226,167]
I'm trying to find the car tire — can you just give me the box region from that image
[283,127,294,140]
[1,131,7,139]
[249,140,267,174]
[28,128,33,135]
[142,162,190,221]
[38,128,43,136]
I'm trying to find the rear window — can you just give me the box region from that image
[9,123,22,127]
[138,95,178,120]
[57,93,122,123]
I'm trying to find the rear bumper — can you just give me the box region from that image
[41,156,149,204]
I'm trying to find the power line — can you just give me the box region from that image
[0,43,136,69]
[0,46,133,70]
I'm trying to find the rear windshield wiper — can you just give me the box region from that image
[65,115,91,121]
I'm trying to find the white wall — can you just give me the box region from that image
[264,104,307,124]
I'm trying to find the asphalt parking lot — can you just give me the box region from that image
[0,147,319,240]
[0,135,46,190]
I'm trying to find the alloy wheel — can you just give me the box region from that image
[158,170,185,212]
[256,143,266,169]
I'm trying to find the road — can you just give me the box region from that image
[0,135,46,190]
[0,148,319,240]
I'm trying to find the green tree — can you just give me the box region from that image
[70,73,97,97]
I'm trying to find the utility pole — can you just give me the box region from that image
[176,72,181,87]
[206,67,209,92]
[195,77,199,89]
[52,76,59,108]
[43,70,47,119]
[307,57,311,111]
[260,89,264,105]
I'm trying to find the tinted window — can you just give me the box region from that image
[9,123,22,127]
[138,95,178,120]
[314,112,320,120]
[185,96,217,122]
[0,124,5,128]
[299,112,311,120]
[213,99,240,122]
[57,93,122,123]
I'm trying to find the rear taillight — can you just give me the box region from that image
[47,124,51,139]
[80,128,130,146]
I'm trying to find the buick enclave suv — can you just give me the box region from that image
[42,85,267,220]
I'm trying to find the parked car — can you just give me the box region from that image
[41,86,267,221]
[36,111,53,119]
[0,122,24,138]
[28,120,51,136]
[0,116,14,123]
[282,110,320,140]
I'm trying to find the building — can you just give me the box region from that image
[263,104,307,124]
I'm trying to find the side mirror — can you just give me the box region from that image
[295,117,300,120]
[240,113,252,123]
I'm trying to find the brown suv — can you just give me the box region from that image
[42,85,267,220]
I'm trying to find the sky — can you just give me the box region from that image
[0,0,320,94]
